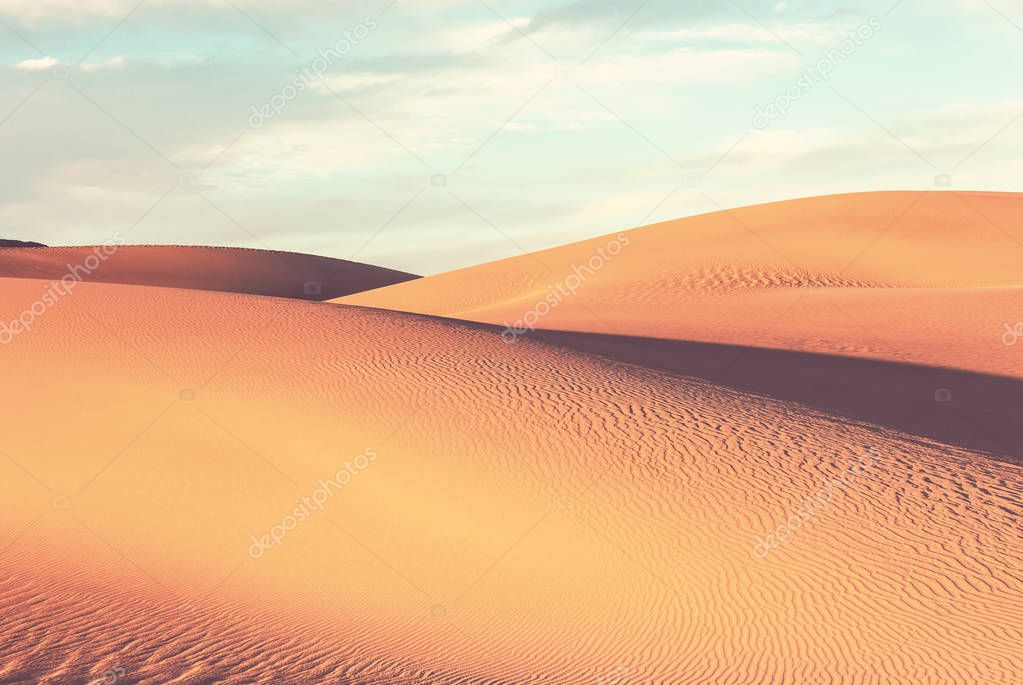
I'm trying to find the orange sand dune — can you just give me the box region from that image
[0,244,417,300]
[338,191,1023,459]
[337,191,1023,377]
[2,278,1021,683]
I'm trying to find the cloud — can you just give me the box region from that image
[523,0,821,34]
[12,55,124,73]
[645,23,830,44]
[80,56,126,72]
[718,99,1023,179]
[0,0,165,22]
[0,0,385,23]
[0,0,1019,275]
[14,56,58,71]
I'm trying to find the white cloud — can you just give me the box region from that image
[582,48,794,87]
[13,55,125,73]
[80,56,126,72]
[719,99,1023,180]
[0,0,403,22]
[14,56,58,71]
[0,0,160,21]
[646,24,828,44]
[203,117,422,189]
[430,18,531,54]
[319,73,401,92]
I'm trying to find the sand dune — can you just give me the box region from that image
[3,191,1022,682]
[0,245,417,300]
[2,278,1021,683]
[337,192,1023,461]
[337,191,1023,377]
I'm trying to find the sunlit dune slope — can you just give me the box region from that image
[0,245,417,300]
[336,191,1023,377]
[2,279,1021,683]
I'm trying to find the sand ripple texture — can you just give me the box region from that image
[1,278,1022,683]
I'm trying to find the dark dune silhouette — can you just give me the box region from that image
[0,239,46,247]
[0,244,417,300]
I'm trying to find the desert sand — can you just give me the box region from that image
[338,191,1023,372]
[0,245,417,300]
[340,191,1023,460]
[2,192,1022,683]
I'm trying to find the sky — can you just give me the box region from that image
[0,0,1021,274]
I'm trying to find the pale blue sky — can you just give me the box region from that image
[1,0,1021,274]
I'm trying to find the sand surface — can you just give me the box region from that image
[0,245,417,301]
[339,190,1023,461]
[338,191,1023,375]
[2,276,1022,683]
[2,191,1022,683]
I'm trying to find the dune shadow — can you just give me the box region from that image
[522,329,1023,464]
[334,304,1022,464]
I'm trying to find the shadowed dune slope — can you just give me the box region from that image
[0,240,46,248]
[336,191,1023,378]
[0,245,417,300]
[528,327,1023,463]
[2,279,1021,683]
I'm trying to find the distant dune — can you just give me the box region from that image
[338,191,1023,459]
[340,191,1023,312]
[0,245,418,300]
[0,239,46,248]
[338,192,1023,370]
[1,278,1021,683]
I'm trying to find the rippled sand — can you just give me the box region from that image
[338,191,1023,376]
[2,275,1021,682]
[2,192,1022,682]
